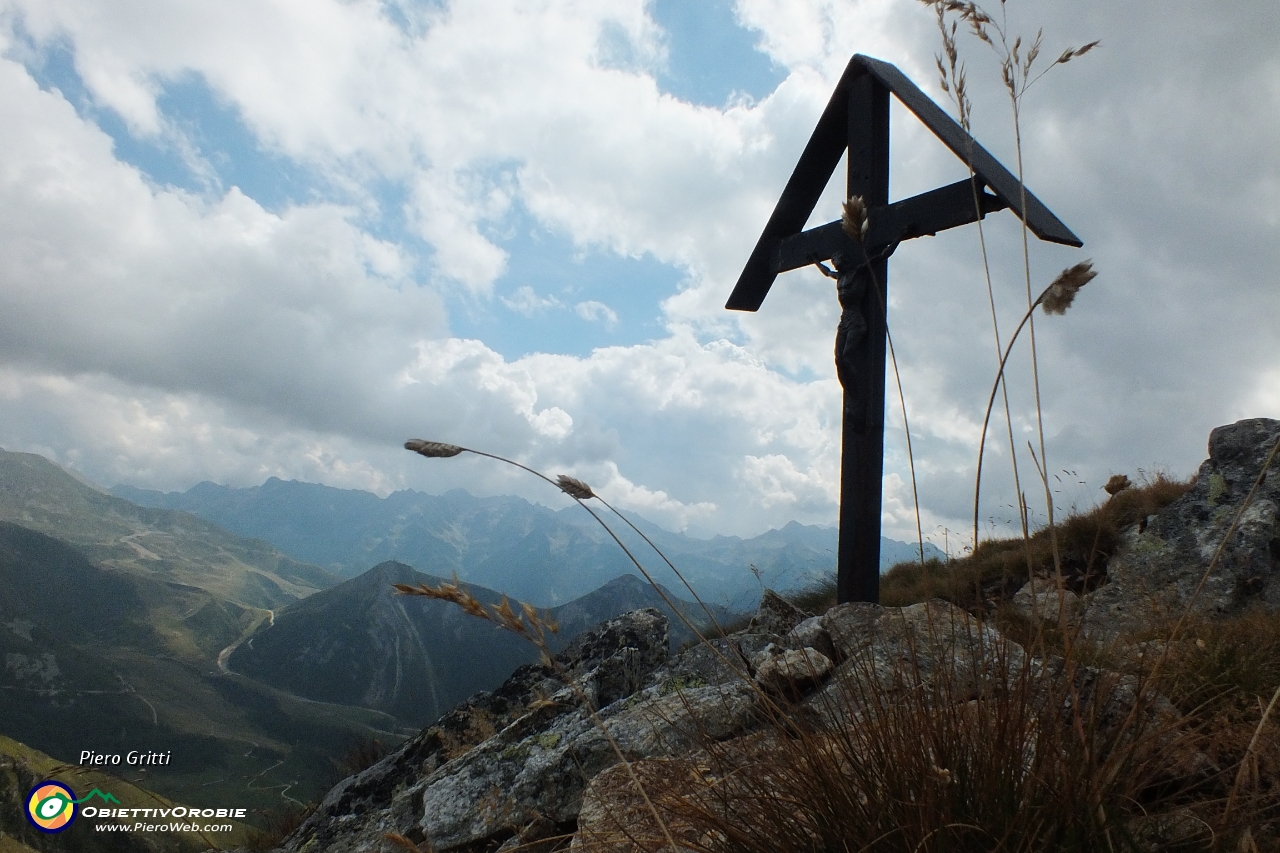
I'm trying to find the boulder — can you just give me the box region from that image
[752,646,834,696]
[1010,578,1083,623]
[747,588,813,636]
[571,758,707,853]
[784,614,837,662]
[817,600,1020,696]
[1080,418,1280,642]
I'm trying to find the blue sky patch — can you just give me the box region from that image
[649,0,784,107]
[15,31,315,210]
[153,74,315,209]
[448,203,685,360]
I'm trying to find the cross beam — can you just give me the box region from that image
[726,55,1081,605]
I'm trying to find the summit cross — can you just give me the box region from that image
[726,54,1082,605]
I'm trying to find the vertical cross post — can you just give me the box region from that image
[836,72,890,604]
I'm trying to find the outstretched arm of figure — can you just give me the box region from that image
[811,258,839,279]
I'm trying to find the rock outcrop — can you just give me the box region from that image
[274,595,1112,853]
[271,419,1280,853]
[1078,417,1280,642]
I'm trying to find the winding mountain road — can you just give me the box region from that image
[216,608,274,674]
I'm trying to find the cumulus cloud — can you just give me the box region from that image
[0,0,1276,548]
[0,45,444,439]
[503,285,561,316]
[574,300,618,327]
[388,330,838,533]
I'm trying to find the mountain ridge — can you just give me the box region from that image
[113,478,944,610]
[0,520,409,815]
[0,448,339,611]
[227,560,735,726]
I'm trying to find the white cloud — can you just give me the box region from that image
[0,41,444,438]
[0,0,1277,549]
[574,300,618,327]
[503,285,561,316]
[387,330,839,534]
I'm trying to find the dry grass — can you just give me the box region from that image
[761,473,1191,622]
[1127,611,1280,837]
[583,582,1280,853]
[656,680,1172,851]
[882,472,1190,611]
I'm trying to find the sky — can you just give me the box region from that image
[0,0,1276,548]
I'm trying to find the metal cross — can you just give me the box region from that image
[726,54,1082,605]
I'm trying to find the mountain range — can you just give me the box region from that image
[0,448,742,818]
[0,445,942,827]
[113,477,944,611]
[228,562,732,726]
[0,516,402,814]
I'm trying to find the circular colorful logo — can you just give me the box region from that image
[26,781,77,833]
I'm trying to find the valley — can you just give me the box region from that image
[0,447,934,831]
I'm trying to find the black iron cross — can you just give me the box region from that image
[726,54,1082,605]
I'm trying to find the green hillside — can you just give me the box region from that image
[0,449,338,613]
[0,521,411,816]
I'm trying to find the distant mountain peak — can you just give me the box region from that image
[109,475,943,611]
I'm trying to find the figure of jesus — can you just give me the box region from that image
[816,252,869,432]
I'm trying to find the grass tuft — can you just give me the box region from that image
[879,472,1192,612]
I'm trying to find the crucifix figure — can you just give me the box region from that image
[826,253,870,428]
[726,54,1082,605]
[815,239,898,436]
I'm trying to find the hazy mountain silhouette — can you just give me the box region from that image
[0,448,338,610]
[114,479,944,611]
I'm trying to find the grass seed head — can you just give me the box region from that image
[394,578,488,620]
[841,196,870,242]
[1040,260,1097,315]
[1104,474,1133,496]
[405,439,465,458]
[1057,40,1100,65]
[556,474,595,500]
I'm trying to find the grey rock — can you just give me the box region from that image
[747,588,813,636]
[410,671,758,850]
[785,615,836,662]
[818,600,883,664]
[806,600,1023,729]
[651,632,773,689]
[753,647,834,695]
[1081,418,1280,642]
[558,607,670,709]
[1010,579,1082,623]
[572,758,707,853]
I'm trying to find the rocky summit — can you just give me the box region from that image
[1076,417,1280,641]
[269,419,1280,853]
